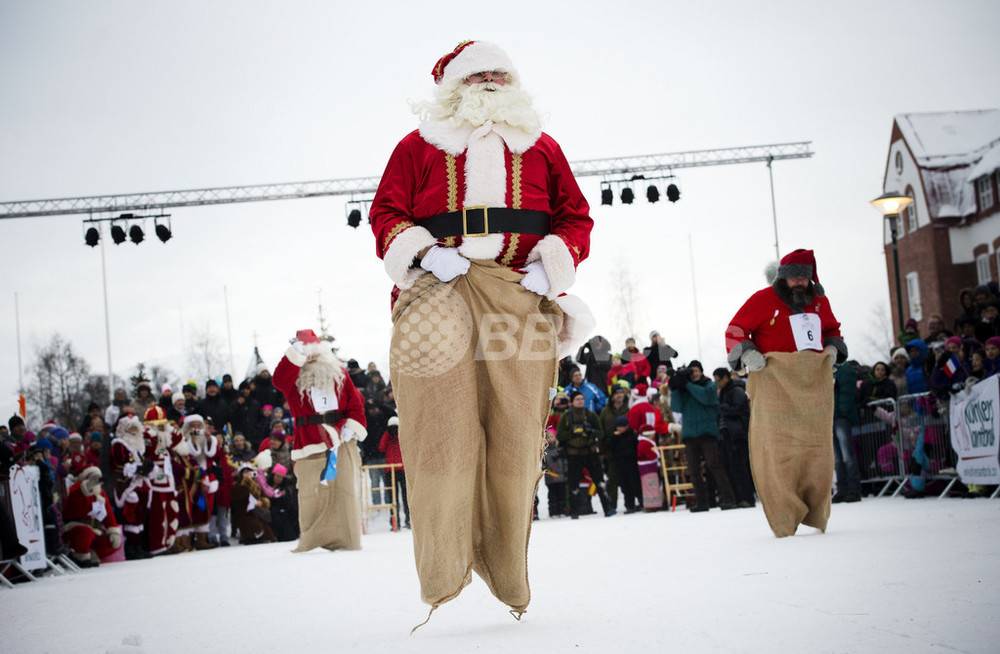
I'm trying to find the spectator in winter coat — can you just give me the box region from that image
[888,348,909,398]
[230,433,256,463]
[858,362,897,405]
[598,385,629,509]
[230,465,275,545]
[158,384,174,412]
[982,337,1000,377]
[975,304,1000,344]
[603,415,641,513]
[668,361,736,512]
[643,331,678,378]
[714,368,755,508]
[379,417,408,529]
[132,381,157,420]
[832,363,861,503]
[896,318,920,347]
[228,386,261,448]
[268,463,299,542]
[542,428,568,518]
[267,431,293,472]
[77,402,106,437]
[577,335,614,391]
[556,392,613,518]
[200,380,231,433]
[220,374,239,404]
[904,339,930,394]
[564,369,607,413]
[364,370,387,402]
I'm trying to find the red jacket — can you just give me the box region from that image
[272,346,367,461]
[379,431,404,471]
[725,286,846,367]
[627,401,669,435]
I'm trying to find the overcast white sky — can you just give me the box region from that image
[2,1,1000,414]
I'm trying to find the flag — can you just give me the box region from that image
[943,354,961,378]
[320,448,338,486]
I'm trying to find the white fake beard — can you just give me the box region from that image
[413,81,541,132]
[154,426,173,449]
[116,417,145,453]
[295,344,344,401]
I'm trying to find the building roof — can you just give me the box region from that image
[894,109,1000,219]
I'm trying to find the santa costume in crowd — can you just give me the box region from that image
[61,466,122,567]
[174,414,220,550]
[725,249,847,537]
[369,40,594,619]
[142,406,181,555]
[110,414,153,559]
[272,329,367,552]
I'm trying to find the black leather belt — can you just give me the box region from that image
[421,207,550,239]
[295,411,343,427]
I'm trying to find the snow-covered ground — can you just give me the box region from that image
[4,496,998,654]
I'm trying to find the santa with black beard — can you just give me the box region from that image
[174,414,220,550]
[725,249,848,539]
[369,41,594,621]
[110,414,153,559]
[142,405,181,555]
[272,329,367,552]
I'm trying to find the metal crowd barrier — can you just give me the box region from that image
[894,392,960,498]
[853,397,904,497]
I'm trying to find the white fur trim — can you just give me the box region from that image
[527,234,577,299]
[492,122,540,154]
[291,442,327,461]
[554,294,596,359]
[463,127,506,206]
[384,225,437,289]
[255,449,273,470]
[439,41,517,87]
[458,233,505,260]
[342,417,368,443]
[284,345,307,367]
[419,119,539,157]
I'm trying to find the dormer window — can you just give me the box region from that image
[977,175,995,212]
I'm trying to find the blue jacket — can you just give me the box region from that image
[565,380,608,413]
[905,339,929,394]
[671,377,720,439]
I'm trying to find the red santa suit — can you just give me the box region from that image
[109,416,151,550]
[62,467,121,563]
[175,415,219,535]
[142,406,181,555]
[368,41,596,616]
[627,400,669,437]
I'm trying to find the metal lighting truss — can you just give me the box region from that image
[0,142,812,219]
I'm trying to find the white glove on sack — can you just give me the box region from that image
[741,349,766,372]
[107,526,122,550]
[420,246,470,283]
[520,260,551,296]
[339,425,355,443]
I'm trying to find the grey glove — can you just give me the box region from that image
[741,349,766,372]
[824,345,838,369]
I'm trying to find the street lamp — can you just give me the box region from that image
[870,191,914,332]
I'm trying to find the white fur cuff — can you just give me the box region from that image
[554,294,596,359]
[384,225,438,289]
[528,234,577,299]
[342,418,368,443]
[284,345,307,368]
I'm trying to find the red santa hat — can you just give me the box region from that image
[431,40,518,86]
[78,466,102,483]
[776,248,824,296]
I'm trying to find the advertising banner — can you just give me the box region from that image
[8,464,47,570]
[949,375,1000,485]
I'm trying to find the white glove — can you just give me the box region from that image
[420,246,470,283]
[123,461,138,478]
[107,526,122,550]
[520,260,551,296]
[89,499,108,523]
[339,425,355,443]
[292,340,305,355]
[741,349,766,372]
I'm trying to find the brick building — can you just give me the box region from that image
[880,109,1000,336]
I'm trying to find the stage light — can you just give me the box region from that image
[601,188,613,206]
[84,226,100,247]
[155,221,172,243]
[110,223,127,244]
[129,224,145,244]
[666,183,681,203]
[347,209,362,228]
[646,185,660,203]
[620,187,634,204]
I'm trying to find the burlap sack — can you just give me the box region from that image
[291,444,362,552]
[390,260,561,615]
[746,350,835,538]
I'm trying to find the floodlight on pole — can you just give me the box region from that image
[646,185,660,203]
[666,183,681,203]
[129,223,145,244]
[600,185,613,206]
[110,222,127,244]
[154,217,172,243]
[620,187,634,204]
[84,224,100,247]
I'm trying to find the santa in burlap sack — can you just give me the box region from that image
[369,40,595,623]
[725,249,848,537]
[272,329,367,553]
[142,405,181,555]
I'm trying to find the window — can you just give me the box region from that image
[977,175,995,212]
[977,253,992,284]
[906,271,922,322]
[895,151,903,174]
[903,187,917,233]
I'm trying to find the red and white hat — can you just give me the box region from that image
[432,40,517,86]
[776,248,824,296]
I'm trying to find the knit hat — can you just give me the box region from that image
[205,379,219,389]
[891,347,908,361]
[272,463,288,477]
[776,249,824,296]
[49,427,69,441]
[905,318,918,330]
[35,437,54,451]
[986,336,1000,350]
[89,431,103,442]
[614,415,628,428]
[161,383,173,394]
[432,41,517,86]
[688,360,703,372]
[944,336,963,349]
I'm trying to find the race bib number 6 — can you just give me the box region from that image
[789,313,822,352]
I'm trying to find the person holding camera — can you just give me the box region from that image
[557,391,614,518]
[668,361,737,512]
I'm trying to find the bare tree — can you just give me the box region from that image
[186,321,227,385]
[857,303,896,363]
[610,257,643,344]
[21,334,93,429]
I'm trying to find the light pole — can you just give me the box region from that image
[869,191,914,332]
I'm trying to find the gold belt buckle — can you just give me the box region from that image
[462,206,489,237]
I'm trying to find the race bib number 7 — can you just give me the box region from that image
[789,313,822,351]
[310,387,339,412]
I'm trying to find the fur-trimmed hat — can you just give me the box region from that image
[776,249,824,296]
[432,40,517,86]
[387,416,399,427]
